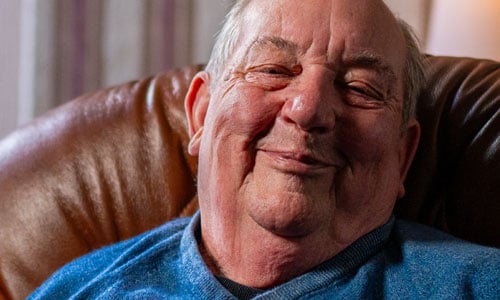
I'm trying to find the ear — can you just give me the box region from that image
[397,119,421,198]
[185,71,211,156]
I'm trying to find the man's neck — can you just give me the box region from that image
[198,221,351,288]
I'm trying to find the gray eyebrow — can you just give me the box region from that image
[250,36,299,54]
[343,52,398,82]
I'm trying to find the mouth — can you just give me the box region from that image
[259,149,340,174]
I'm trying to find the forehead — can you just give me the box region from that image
[235,0,405,73]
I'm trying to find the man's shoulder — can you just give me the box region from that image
[384,218,499,298]
[392,218,499,258]
[28,217,192,299]
[68,216,191,269]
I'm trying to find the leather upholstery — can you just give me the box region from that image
[0,57,498,299]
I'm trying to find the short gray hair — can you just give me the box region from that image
[397,19,426,125]
[205,0,425,125]
[205,0,250,81]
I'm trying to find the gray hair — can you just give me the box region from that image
[205,0,250,82]
[205,0,425,125]
[397,19,426,125]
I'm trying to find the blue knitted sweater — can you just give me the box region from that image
[29,212,500,299]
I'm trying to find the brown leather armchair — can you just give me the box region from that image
[0,56,498,300]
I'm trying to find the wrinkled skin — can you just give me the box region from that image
[185,0,420,288]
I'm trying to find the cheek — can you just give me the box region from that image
[198,85,284,188]
[208,85,282,141]
[197,85,284,219]
[334,111,403,214]
[337,110,400,163]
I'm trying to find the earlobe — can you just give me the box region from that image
[188,128,203,155]
[397,119,421,198]
[185,71,211,156]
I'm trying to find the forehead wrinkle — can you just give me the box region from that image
[325,0,335,63]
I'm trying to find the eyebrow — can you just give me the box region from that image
[342,51,398,82]
[250,36,299,54]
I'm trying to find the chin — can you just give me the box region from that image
[246,192,329,238]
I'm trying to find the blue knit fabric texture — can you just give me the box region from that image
[29,212,500,299]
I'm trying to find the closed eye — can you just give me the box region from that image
[255,65,295,77]
[345,82,384,101]
[335,79,387,108]
[244,64,298,90]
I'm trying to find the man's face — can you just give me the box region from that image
[187,0,419,252]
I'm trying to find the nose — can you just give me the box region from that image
[280,70,337,133]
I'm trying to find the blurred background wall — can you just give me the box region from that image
[1,0,500,139]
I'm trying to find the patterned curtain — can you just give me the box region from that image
[50,0,194,108]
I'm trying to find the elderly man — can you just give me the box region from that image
[30,0,499,299]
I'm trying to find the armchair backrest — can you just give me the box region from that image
[0,57,498,299]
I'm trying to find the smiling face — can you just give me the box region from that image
[186,0,420,284]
